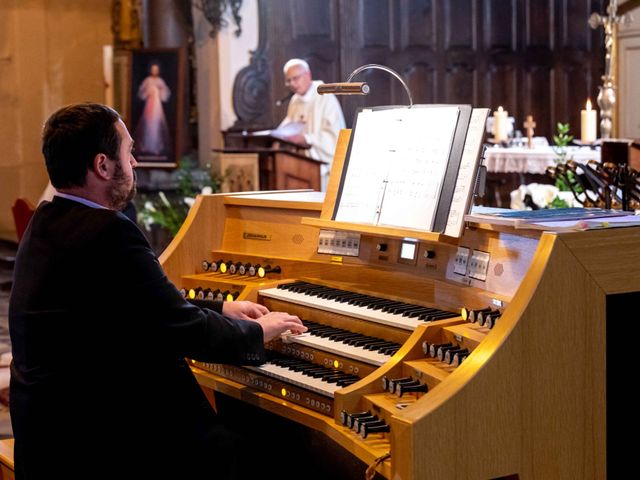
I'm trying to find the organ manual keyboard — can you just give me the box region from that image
[159,130,635,479]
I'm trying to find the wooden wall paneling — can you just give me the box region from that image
[525,0,553,49]
[404,62,438,104]
[525,64,554,136]
[483,0,517,52]
[233,0,605,138]
[399,0,437,49]
[443,0,476,51]
[484,64,518,120]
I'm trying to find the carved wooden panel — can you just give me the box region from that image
[231,0,605,140]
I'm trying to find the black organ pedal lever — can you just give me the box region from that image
[257,264,282,278]
[203,259,224,272]
[228,262,243,274]
[238,263,252,275]
[429,342,452,358]
[444,348,469,364]
[452,351,470,367]
[382,376,412,393]
[484,314,500,329]
[352,414,379,434]
[196,288,211,300]
[477,309,500,327]
[461,306,493,323]
[360,420,391,439]
[397,381,428,397]
[248,264,261,277]
[218,261,233,274]
[187,287,202,299]
[225,290,240,302]
[437,344,459,362]
[340,410,371,428]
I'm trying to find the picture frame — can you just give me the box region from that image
[127,48,185,167]
[219,153,260,193]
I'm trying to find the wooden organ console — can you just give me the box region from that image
[160,131,634,479]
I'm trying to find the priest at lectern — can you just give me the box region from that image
[278,58,346,191]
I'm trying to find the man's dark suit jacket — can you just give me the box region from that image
[9,196,266,479]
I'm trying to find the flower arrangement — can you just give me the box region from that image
[511,122,582,210]
[137,159,223,237]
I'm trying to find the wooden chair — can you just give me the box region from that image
[11,198,35,242]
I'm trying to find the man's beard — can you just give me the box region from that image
[108,160,136,211]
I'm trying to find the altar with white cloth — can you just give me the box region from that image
[480,145,601,207]
[483,145,601,174]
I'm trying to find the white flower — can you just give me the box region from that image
[184,197,195,208]
[144,201,156,213]
[201,186,213,195]
[158,191,171,207]
[510,183,560,210]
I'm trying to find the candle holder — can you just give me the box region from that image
[597,76,616,140]
[589,0,630,139]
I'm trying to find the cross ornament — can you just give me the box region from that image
[523,115,536,149]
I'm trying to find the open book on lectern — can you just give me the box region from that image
[332,105,489,238]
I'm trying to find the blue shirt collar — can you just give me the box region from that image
[54,192,107,210]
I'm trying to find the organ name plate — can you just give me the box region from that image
[317,230,361,256]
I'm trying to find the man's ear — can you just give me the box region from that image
[92,153,112,181]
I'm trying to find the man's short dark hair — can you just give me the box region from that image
[42,103,121,189]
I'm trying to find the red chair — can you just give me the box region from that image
[11,198,36,241]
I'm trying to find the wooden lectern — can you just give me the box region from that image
[216,130,325,191]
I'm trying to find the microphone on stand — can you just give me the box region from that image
[276,92,294,107]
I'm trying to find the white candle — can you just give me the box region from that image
[581,98,597,143]
[103,45,114,107]
[493,106,508,142]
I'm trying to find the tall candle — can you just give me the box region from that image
[493,106,508,142]
[581,98,597,143]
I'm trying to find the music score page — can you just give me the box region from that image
[335,106,460,231]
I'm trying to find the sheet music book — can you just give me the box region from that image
[444,108,490,237]
[333,105,487,236]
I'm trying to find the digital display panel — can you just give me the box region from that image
[400,241,417,260]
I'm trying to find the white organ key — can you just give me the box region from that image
[260,287,423,331]
[281,332,391,366]
[246,362,339,397]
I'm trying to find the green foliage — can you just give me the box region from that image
[548,195,570,209]
[137,159,223,237]
[551,122,580,194]
[552,122,574,149]
[554,170,583,194]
